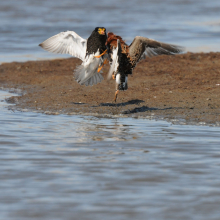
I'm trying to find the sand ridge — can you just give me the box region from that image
[1,52,220,124]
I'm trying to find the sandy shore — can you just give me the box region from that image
[1,52,220,124]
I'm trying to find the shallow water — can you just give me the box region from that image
[1,0,220,63]
[1,90,220,220]
[1,1,220,219]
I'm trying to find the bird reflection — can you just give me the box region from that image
[77,118,137,142]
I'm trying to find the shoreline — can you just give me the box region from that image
[1,52,220,125]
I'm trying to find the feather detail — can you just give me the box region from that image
[129,36,184,65]
[106,32,130,55]
[39,31,87,61]
[74,52,104,86]
[107,39,121,80]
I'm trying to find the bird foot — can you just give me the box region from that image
[103,59,108,64]
[97,59,108,73]
[94,49,107,58]
[97,66,103,73]
[112,74,115,80]
[113,90,119,102]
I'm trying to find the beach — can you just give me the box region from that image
[1,52,220,124]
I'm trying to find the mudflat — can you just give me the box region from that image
[1,52,220,124]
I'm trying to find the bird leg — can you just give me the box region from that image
[112,74,115,79]
[114,90,119,102]
[97,59,108,73]
[94,49,107,58]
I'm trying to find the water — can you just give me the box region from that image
[1,1,220,219]
[1,90,220,220]
[1,0,220,63]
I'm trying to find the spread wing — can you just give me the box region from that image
[129,36,184,63]
[39,31,87,61]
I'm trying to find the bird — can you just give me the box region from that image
[106,32,184,102]
[39,27,108,86]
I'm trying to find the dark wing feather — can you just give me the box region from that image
[129,36,184,64]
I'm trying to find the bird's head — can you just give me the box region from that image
[95,27,106,35]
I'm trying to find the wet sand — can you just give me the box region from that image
[1,52,220,124]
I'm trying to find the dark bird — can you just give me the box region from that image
[39,27,108,86]
[106,32,184,102]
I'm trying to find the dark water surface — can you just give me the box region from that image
[1,0,220,63]
[1,90,220,220]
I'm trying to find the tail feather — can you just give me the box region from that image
[116,74,128,91]
[82,72,103,86]
[74,63,104,86]
[74,52,105,86]
[74,65,85,84]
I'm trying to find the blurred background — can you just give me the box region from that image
[1,0,220,63]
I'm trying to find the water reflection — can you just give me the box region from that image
[1,90,220,220]
[81,121,135,142]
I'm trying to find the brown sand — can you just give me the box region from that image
[1,52,220,124]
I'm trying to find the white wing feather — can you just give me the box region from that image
[39,31,87,61]
[74,51,107,86]
[107,39,120,80]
